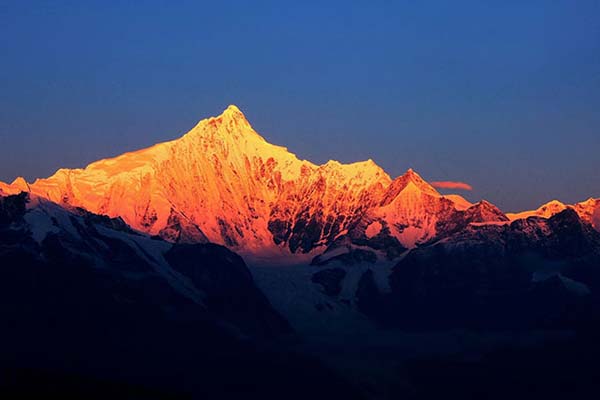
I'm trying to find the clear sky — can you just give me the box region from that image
[1,1,599,211]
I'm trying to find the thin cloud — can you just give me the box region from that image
[431,181,473,191]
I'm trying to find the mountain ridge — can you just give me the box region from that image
[1,105,598,263]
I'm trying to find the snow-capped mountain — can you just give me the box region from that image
[3,105,600,399]
[508,198,600,231]
[0,105,511,263]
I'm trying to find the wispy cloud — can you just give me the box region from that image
[431,181,473,191]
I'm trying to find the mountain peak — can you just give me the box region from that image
[508,199,568,221]
[225,104,241,112]
[183,104,261,144]
[379,168,440,206]
[579,197,597,206]
[402,168,424,180]
[11,177,29,192]
[399,168,438,193]
[218,104,250,125]
[199,104,251,128]
[537,200,567,215]
[0,176,30,195]
[221,104,245,119]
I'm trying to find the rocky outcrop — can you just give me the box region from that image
[357,209,600,329]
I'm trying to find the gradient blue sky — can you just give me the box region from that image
[1,1,599,211]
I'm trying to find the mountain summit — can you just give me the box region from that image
[2,105,595,263]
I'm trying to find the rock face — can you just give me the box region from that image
[0,192,290,339]
[360,209,600,329]
[165,243,291,336]
[1,106,514,263]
